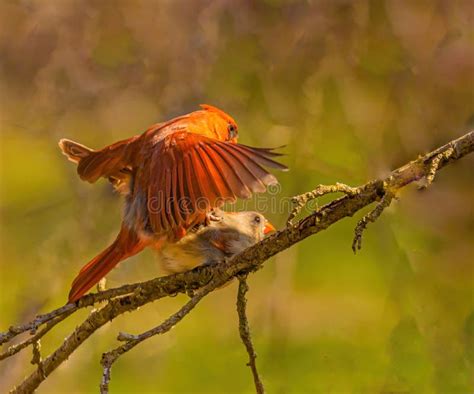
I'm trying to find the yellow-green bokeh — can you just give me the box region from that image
[1,1,473,393]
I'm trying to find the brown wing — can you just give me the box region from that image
[76,136,140,183]
[136,132,287,239]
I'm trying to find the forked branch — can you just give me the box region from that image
[100,282,215,393]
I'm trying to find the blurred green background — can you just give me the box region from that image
[1,0,473,393]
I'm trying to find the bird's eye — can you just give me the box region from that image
[227,123,237,139]
[253,215,261,224]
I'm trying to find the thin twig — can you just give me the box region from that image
[419,145,455,188]
[352,187,395,252]
[287,182,359,225]
[0,310,74,361]
[0,304,76,346]
[236,276,264,394]
[30,341,41,366]
[30,341,46,380]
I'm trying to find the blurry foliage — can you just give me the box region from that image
[0,0,473,392]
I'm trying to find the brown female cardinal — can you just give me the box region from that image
[59,104,286,302]
[158,209,275,275]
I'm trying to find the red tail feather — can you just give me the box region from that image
[68,224,147,303]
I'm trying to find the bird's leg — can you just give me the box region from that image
[287,183,359,225]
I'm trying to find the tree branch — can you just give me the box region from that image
[0,282,151,348]
[0,311,74,361]
[3,130,473,393]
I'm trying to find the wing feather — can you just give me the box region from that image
[171,162,185,227]
[187,151,208,213]
[230,143,288,171]
[238,144,286,157]
[194,145,228,204]
[164,168,176,228]
[183,152,198,215]
[208,144,252,198]
[220,144,279,186]
[197,144,235,202]
[215,143,268,192]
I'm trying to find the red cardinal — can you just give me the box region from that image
[59,104,286,302]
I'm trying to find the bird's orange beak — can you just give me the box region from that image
[263,220,276,235]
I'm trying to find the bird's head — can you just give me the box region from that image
[197,104,239,142]
[218,211,276,241]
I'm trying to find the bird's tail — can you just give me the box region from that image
[68,224,146,303]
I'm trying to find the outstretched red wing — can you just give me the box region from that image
[138,132,287,238]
